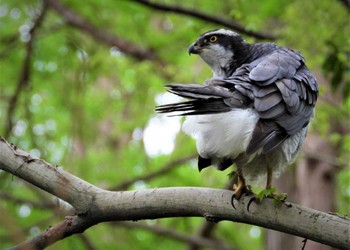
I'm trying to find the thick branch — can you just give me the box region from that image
[0,138,348,250]
[44,0,160,62]
[131,0,276,40]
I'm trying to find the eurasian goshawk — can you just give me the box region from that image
[156,29,318,198]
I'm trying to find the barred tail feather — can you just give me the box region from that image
[155,99,231,116]
[156,83,249,116]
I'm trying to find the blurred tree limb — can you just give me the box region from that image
[0,138,348,250]
[112,153,196,190]
[131,0,276,40]
[337,0,350,11]
[44,0,161,62]
[115,221,234,250]
[4,1,48,138]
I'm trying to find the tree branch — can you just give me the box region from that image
[131,0,276,40]
[44,0,161,62]
[0,138,348,249]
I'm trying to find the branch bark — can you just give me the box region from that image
[0,138,348,250]
[131,0,276,40]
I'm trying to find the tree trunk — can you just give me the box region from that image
[265,134,337,250]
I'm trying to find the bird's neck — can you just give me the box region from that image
[215,43,279,77]
[247,43,279,62]
[214,42,253,77]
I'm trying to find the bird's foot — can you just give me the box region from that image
[245,188,288,211]
[232,182,253,200]
[255,187,288,204]
[231,184,253,209]
[229,171,252,200]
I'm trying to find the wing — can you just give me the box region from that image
[230,48,318,154]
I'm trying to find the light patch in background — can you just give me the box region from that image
[29,148,41,158]
[18,204,31,218]
[143,93,182,157]
[249,226,261,238]
[110,46,124,57]
[12,120,27,137]
[29,227,40,237]
[133,180,148,190]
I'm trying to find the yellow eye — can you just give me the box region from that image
[209,36,217,43]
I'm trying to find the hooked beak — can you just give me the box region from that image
[188,43,200,55]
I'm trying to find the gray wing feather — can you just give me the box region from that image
[254,92,283,112]
[249,49,303,84]
[229,48,317,154]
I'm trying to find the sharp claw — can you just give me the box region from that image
[231,194,236,209]
[247,196,256,212]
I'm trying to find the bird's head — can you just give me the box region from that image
[188,29,249,77]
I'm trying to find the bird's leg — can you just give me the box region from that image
[256,159,287,203]
[232,167,252,199]
[266,163,272,190]
[255,158,276,201]
[232,174,245,199]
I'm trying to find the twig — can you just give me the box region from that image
[337,0,350,11]
[116,221,234,250]
[45,0,161,62]
[78,234,97,250]
[319,95,349,117]
[301,238,308,250]
[302,149,348,170]
[0,191,56,210]
[112,154,196,190]
[0,33,20,59]
[4,1,48,138]
[0,205,27,246]
[131,0,276,40]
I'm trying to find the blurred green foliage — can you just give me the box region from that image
[0,0,349,249]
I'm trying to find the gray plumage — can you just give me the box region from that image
[156,29,318,185]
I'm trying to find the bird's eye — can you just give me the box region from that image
[209,36,217,43]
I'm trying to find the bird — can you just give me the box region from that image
[156,29,318,199]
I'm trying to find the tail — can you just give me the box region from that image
[156,83,248,116]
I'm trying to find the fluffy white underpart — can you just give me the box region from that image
[182,107,308,186]
[182,109,259,160]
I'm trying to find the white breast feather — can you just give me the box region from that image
[182,109,259,159]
